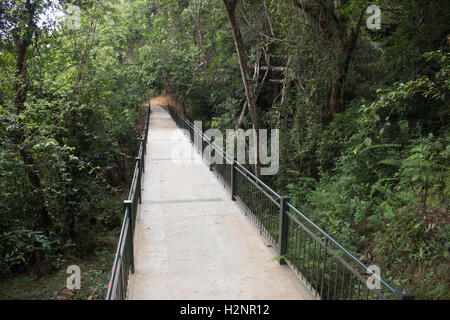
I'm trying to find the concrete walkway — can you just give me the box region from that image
[128,106,313,300]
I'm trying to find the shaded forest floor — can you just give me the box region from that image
[0,234,116,300]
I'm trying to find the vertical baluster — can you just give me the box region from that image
[320,239,329,298]
[231,157,237,200]
[333,260,340,299]
[357,281,362,300]
[326,256,333,300]
[306,236,312,289]
[278,196,290,265]
[348,273,353,300]
[340,265,346,299]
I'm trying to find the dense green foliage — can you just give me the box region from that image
[0,0,448,299]
[0,1,149,277]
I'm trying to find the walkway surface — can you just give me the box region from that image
[128,106,313,300]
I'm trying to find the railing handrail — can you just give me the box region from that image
[106,207,130,299]
[106,104,150,300]
[167,104,413,300]
[286,202,395,293]
[179,112,282,201]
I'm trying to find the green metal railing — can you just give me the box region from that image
[106,105,150,300]
[167,105,414,300]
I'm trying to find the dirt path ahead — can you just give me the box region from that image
[149,95,184,114]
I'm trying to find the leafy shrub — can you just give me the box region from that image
[0,230,56,275]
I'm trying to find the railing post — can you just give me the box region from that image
[136,157,142,204]
[209,137,215,171]
[231,157,237,201]
[141,139,146,173]
[124,199,133,231]
[278,196,290,265]
[124,199,134,273]
[394,288,415,300]
[145,128,148,150]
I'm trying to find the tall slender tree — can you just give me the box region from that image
[223,0,261,177]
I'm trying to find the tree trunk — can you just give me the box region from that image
[223,0,261,177]
[329,11,364,115]
[10,1,52,230]
[293,0,364,116]
[329,70,346,115]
